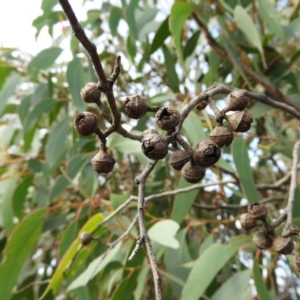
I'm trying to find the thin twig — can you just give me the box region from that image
[14,280,50,294]
[192,195,285,211]
[284,141,300,225]
[108,214,138,248]
[131,160,162,299]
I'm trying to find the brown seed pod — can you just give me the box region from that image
[248,202,267,220]
[91,149,116,174]
[209,125,234,148]
[80,82,101,104]
[155,106,180,131]
[193,139,221,167]
[273,235,294,255]
[240,213,258,230]
[169,149,190,170]
[222,90,249,113]
[141,129,168,160]
[181,160,206,183]
[294,253,300,272]
[226,111,253,133]
[124,95,148,119]
[253,230,273,250]
[74,112,98,136]
[80,232,93,246]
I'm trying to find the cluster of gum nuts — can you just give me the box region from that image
[241,203,300,271]
[73,82,253,183]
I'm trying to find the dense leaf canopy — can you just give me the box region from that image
[0,0,300,299]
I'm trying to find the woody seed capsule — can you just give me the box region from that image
[141,129,168,160]
[74,112,98,136]
[193,139,221,167]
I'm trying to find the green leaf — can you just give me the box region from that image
[0,73,20,116]
[183,30,200,59]
[234,5,266,67]
[126,35,137,62]
[136,8,158,31]
[66,57,86,112]
[18,96,32,125]
[0,209,46,300]
[45,118,70,169]
[49,154,87,201]
[148,220,180,249]
[41,213,104,297]
[12,176,33,219]
[257,0,284,40]
[182,111,207,147]
[109,6,123,36]
[41,0,57,13]
[27,47,62,77]
[181,235,252,300]
[165,229,192,298]
[148,92,176,105]
[253,259,273,300]
[169,2,194,67]
[211,269,251,300]
[0,63,13,90]
[162,45,180,92]
[232,137,260,203]
[150,17,170,54]
[110,192,130,210]
[249,102,272,119]
[171,177,198,224]
[125,0,139,41]
[107,132,141,154]
[23,98,56,134]
[1,178,18,232]
[68,242,122,291]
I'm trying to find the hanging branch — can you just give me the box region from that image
[59,0,121,137]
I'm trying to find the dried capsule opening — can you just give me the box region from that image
[158,107,169,121]
[75,113,86,125]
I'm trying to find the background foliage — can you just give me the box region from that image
[0,0,300,299]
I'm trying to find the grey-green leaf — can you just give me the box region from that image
[66,57,86,112]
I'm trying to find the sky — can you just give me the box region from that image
[0,0,96,55]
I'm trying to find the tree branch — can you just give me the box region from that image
[58,0,107,84]
[192,12,300,112]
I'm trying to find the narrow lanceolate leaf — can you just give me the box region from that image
[67,242,122,291]
[150,17,170,54]
[234,5,266,67]
[66,57,86,112]
[171,177,198,224]
[257,0,285,40]
[41,213,104,298]
[27,47,62,77]
[211,269,251,300]
[109,6,123,36]
[0,209,46,300]
[181,235,252,300]
[0,73,20,116]
[253,259,273,300]
[45,118,70,169]
[162,45,180,93]
[169,2,194,68]
[233,137,260,203]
